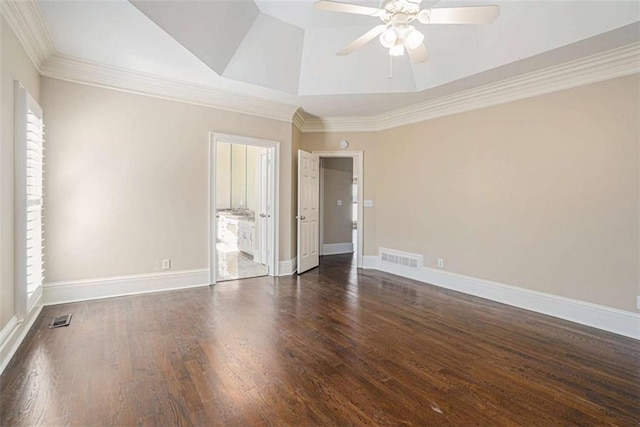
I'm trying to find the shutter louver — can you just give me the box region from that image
[15,81,44,317]
[25,110,44,299]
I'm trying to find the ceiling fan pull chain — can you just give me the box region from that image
[388,55,393,79]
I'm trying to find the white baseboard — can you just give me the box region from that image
[43,269,210,306]
[368,255,640,340]
[279,257,297,276]
[0,298,43,375]
[362,255,379,269]
[322,242,354,256]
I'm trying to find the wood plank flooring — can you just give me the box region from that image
[1,254,638,426]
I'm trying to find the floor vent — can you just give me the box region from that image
[49,314,72,329]
[379,247,423,270]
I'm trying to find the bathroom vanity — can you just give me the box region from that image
[238,219,255,256]
[217,210,256,256]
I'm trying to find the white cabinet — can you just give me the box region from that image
[238,220,255,256]
[217,212,256,256]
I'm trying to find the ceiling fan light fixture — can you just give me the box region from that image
[389,41,405,56]
[379,27,398,48]
[403,27,424,49]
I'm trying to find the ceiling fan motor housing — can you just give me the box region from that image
[383,1,420,15]
[381,0,422,27]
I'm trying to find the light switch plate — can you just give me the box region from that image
[337,200,342,206]
[364,200,373,208]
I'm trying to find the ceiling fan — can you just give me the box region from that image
[315,0,500,64]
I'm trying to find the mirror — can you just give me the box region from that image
[216,142,262,213]
[231,143,246,209]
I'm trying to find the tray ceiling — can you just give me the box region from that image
[36,0,640,117]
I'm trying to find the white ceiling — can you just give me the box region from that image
[254,0,389,28]
[37,0,640,117]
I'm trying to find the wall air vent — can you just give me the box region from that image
[379,247,423,271]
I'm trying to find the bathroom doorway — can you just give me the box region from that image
[209,133,279,283]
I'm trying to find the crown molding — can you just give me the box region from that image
[40,54,300,123]
[300,114,380,133]
[292,109,306,131]
[299,42,640,133]
[0,0,55,70]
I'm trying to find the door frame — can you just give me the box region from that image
[313,150,364,269]
[209,133,280,284]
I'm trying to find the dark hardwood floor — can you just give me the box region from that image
[1,254,638,426]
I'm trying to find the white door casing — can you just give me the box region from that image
[209,133,280,283]
[313,150,364,268]
[297,150,320,274]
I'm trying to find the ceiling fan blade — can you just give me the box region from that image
[428,5,499,24]
[315,0,384,17]
[406,42,430,64]
[337,25,387,56]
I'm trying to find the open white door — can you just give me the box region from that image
[255,150,269,265]
[297,150,320,274]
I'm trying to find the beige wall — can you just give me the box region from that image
[41,77,294,283]
[302,74,639,313]
[321,158,353,244]
[0,18,41,330]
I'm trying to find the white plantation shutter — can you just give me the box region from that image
[15,82,44,317]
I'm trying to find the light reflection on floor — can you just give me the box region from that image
[216,242,267,282]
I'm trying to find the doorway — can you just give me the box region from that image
[209,133,279,284]
[317,151,363,268]
[319,158,356,258]
[296,150,363,274]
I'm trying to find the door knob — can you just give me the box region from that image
[297,216,306,220]
[259,213,267,218]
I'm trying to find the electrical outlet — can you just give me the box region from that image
[162,259,171,271]
[437,258,444,268]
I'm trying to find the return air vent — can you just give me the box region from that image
[379,247,423,270]
[49,314,72,329]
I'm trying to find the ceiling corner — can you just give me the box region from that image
[292,108,306,131]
